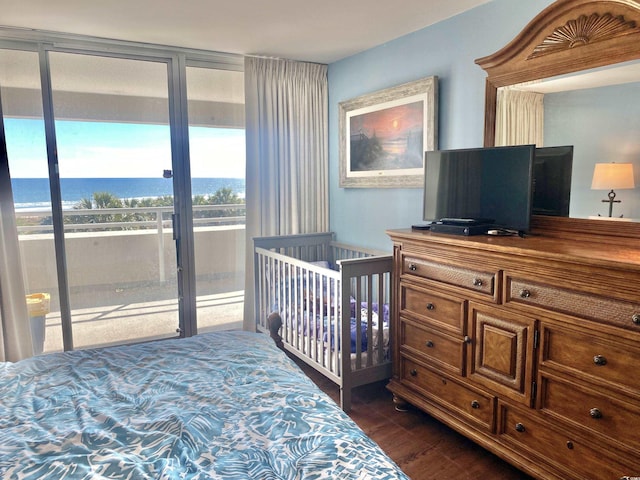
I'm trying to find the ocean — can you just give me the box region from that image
[11,177,246,211]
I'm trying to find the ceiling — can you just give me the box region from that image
[1,0,493,64]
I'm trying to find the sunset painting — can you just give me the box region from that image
[339,76,437,188]
[348,100,424,173]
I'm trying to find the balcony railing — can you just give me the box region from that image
[16,204,246,234]
[16,204,247,352]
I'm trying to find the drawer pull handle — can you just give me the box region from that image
[426,303,435,311]
[566,441,574,450]
[593,355,607,366]
[426,340,435,348]
[590,408,603,419]
[520,289,531,298]
[409,264,417,271]
[473,278,483,287]
[410,369,417,377]
[633,313,640,325]
[464,335,472,344]
[515,423,525,433]
[471,400,480,409]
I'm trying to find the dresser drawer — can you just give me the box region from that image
[497,401,637,480]
[400,282,465,334]
[401,357,495,432]
[540,321,640,395]
[539,373,640,452]
[402,255,497,300]
[400,319,465,375]
[505,275,640,331]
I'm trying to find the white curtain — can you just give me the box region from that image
[495,87,544,147]
[0,112,32,362]
[242,56,329,330]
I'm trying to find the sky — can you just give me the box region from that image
[5,118,246,179]
[349,101,423,141]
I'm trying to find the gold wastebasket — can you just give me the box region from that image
[26,293,50,355]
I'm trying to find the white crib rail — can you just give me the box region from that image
[254,233,393,411]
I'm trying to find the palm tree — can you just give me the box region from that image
[66,192,124,229]
[193,187,244,219]
[61,187,244,231]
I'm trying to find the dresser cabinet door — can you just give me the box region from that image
[467,304,537,406]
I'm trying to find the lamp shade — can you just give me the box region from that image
[591,163,635,190]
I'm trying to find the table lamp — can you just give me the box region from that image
[591,162,636,217]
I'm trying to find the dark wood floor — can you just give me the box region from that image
[294,359,534,480]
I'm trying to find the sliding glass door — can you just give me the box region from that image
[186,65,245,333]
[1,47,183,352]
[46,52,180,349]
[1,48,63,353]
[1,33,245,354]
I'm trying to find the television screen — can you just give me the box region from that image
[532,146,573,217]
[423,145,535,232]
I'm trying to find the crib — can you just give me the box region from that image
[254,232,393,411]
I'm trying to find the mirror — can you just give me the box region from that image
[501,61,640,220]
[476,0,640,241]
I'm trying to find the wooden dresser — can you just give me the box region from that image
[386,228,640,480]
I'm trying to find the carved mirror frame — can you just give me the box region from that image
[476,0,640,243]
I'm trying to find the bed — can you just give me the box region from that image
[0,330,409,479]
[253,233,393,411]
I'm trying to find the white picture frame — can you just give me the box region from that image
[339,76,438,188]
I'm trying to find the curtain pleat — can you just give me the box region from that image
[0,103,32,362]
[242,56,328,330]
[495,88,544,147]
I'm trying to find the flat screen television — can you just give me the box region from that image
[532,146,573,217]
[423,145,535,232]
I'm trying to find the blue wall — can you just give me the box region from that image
[545,83,640,220]
[328,0,554,250]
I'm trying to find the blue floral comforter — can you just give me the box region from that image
[0,331,408,479]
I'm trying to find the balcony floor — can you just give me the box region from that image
[39,279,244,353]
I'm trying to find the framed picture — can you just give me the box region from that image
[339,76,438,188]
